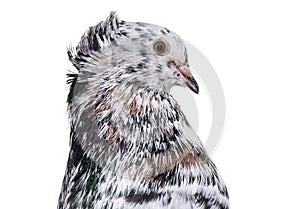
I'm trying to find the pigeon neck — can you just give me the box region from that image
[108,87,202,150]
[69,82,206,165]
[94,87,209,179]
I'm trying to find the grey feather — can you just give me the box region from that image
[58,12,229,209]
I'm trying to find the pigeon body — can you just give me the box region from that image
[58,12,229,209]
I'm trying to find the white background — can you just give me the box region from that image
[0,0,299,208]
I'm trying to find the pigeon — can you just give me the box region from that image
[58,12,229,209]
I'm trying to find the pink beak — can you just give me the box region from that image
[177,65,199,94]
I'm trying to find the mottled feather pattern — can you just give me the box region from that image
[58,12,229,209]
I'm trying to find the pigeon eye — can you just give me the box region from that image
[153,40,169,56]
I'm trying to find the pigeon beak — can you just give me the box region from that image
[177,65,199,94]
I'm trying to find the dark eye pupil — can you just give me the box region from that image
[156,43,165,52]
[153,40,168,55]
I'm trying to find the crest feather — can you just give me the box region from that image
[76,11,121,55]
[66,12,121,102]
[67,12,121,71]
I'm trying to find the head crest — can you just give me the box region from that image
[68,12,121,70]
[79,11,120,53]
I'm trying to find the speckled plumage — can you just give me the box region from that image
[58,12,229,209]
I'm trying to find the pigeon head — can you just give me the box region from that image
[69,12,199,95]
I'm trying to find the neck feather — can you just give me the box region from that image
[69,82,207,178]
